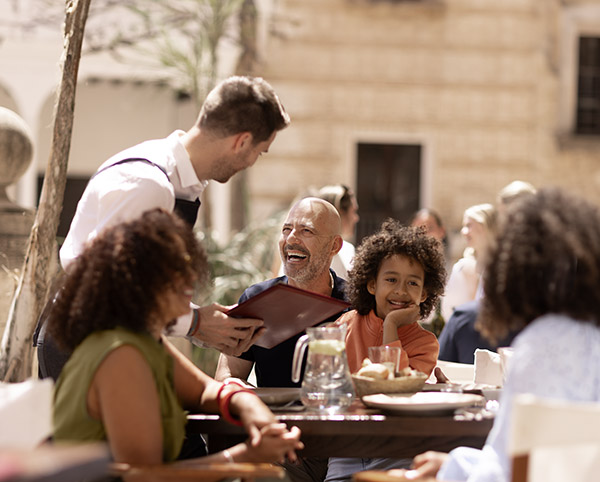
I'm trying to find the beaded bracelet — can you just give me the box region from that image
[187,308,201,337]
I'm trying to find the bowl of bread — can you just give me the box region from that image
[352,359,428,398]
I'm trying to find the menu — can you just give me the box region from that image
[227,282,350,349]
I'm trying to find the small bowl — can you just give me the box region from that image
[352,372,428,398]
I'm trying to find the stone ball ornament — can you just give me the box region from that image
[0,106,33,188]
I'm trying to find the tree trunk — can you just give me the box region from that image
[228,0,258,232]
[0,0,91,382]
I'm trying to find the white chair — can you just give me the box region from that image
[0,378,53,449]
[509,393,600,482]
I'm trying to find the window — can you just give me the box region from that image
[576,36,600,134]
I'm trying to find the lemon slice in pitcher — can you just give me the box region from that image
[309,339,345,356]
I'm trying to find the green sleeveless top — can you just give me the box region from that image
[53,327,187,462]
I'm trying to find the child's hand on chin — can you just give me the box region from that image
[383,304,420,328]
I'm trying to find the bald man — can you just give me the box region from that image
[215,197,346,388]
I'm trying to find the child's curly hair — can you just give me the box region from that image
[478,187,600,343]
[49,209,210,351]
[347,219,446,319]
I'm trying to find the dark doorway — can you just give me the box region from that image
[355,143,421,244]
[37,175,89,243]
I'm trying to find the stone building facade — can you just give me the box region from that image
[250,0,600,249]
[1,0,600,258]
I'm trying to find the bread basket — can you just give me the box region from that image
[352,372,428,398]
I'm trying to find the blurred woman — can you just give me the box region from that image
[441,203,497,321]
[50,209,302,469]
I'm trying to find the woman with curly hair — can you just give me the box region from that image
[384,187,600,481]
[326,220,447,482]
[336,218,447,376]
[50,209,302,469]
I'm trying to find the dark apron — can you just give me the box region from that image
[35,157,200,380]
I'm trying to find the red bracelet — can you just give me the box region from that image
[216,380,261,426]
[219,388,254,426]
[216,380,245,407]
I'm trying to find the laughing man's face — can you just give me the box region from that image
[279,202,336,285]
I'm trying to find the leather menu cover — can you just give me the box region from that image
[227,282,350,349]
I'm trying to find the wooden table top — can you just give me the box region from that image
[187,399,494,458]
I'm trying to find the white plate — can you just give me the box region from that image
[252,387,301,406]
[362,392,484,415]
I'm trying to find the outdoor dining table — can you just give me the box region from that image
[187,398,494,459]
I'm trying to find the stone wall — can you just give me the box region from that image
[248,0,600,238]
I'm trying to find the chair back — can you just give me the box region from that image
[353,471,437,482]
[509,394,600,482]
[110,461,284,481]
[0,378,54,449]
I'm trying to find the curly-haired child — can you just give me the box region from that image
[325,219,447,482]
[336,218,447,377]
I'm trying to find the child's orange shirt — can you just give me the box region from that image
[336,309,439,376]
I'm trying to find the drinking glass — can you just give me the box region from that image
[368,345,401,376]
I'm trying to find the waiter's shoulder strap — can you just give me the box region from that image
[93,157,169,181]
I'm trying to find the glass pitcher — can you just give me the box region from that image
[291,325,355,412]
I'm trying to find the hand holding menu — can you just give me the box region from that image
[227,282,350,349]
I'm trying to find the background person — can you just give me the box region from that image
[50,209,302,468]
[496,179,536,213]
[410,208,449,336]
[438,181,536,364]
[441,203,497,321]
[313,184,360,278]
[410,208,448,259]
[37,75,290,380]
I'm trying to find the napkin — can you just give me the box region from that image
[497,346,514,378]
[0,378,53,449]
[474,349,504,387]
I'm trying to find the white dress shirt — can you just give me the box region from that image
[60,130,207,336]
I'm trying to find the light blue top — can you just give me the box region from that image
[438,313,600,482]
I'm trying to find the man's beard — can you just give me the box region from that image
[283,248,330,286]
